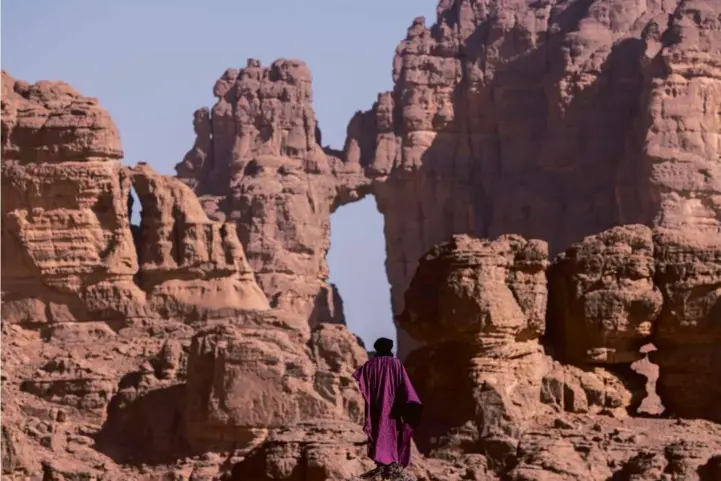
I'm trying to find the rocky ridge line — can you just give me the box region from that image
[176,0,721,360]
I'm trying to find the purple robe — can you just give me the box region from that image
[352,355,422,467]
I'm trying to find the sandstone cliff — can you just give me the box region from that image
[1,72,368,480]
[175,59,366,328]
[3,0,721,480]
[396,228,721,479]
[176,0,721,360]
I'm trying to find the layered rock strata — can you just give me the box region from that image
[651,228,721,422]
[394,227,720,474]
[1,71,269,326]
[175,59,367,328]
[131,163,269,317]
[1,71,146,324]
[397,234,553,466]
[546,224,721,422]
[3,0,721,478]
[0,73,368,480]
[177,0,721,360]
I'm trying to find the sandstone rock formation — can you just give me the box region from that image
[363,0,721,353]
[397,234,553,466]
[651,228,721,423]
[175,58,366,328]
[1,71,269,326]
[546,224,721,423]
[4,0,721,479]
[131,163,269,318]
[546,225,663,366]
[1,72,367,480]
[177,0,721,362]
[391,228,720,477]
[1,71,145,325]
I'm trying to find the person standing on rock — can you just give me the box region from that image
[353,337,423,474]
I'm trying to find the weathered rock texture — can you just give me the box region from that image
[175,59,366,328]
[131,163,269,317]
[4,0,721,479]
[397,234,552,464]
[397,229,720,471]
[0,72,367,480]
[651,228,721,422]
[176,0,721,362]
[1,71,269,326]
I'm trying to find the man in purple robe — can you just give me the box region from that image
[353,337,422,472]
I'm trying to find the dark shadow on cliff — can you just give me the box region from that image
[306,282,346,328]
[365,4,654,454]
[95,380,195,466]
[698,455,721,481]
[544,249,663,418]
[403,342,477,455]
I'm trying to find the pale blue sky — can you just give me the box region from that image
[2,0,437,349]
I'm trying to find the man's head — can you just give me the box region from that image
[373,337,394,355]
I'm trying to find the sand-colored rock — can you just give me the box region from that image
[131,163,269,317]
[176,59,364,327]
[185,320,325,444]
[0,73,367,479]
[177,1,721,362]
[397,234,553,465]
[546,225,720,421]
[1,71,122,164]
[1,71,146,324]
[546,225,663,365]
[634,1,721,233]
[1,74,267,326]
[184,310,366,451]
[227,421,374,481]
[4,0,721,479]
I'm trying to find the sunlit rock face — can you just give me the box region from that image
[175,59,369,329]
[177,1,720,361]
[4,0,721,478]
[397,234,553,464]
[1,71,368,479]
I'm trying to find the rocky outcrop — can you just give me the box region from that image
[1,72,268,326]
[1,71,122,164]
[0,73,367,479]
[651,228,721,422]
[175,59,368,328]
[364,0,721,337]
[4,0,721,479]
[397,234,552,466]
[1,72,145,325]
[545,224,721,422]
[546,225,663,366]
[177,1,721,361]
[394,227,720,475]
[131,163,269,317]
[637,1,721,232]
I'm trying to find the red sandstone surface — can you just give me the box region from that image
[2,1,721,480]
